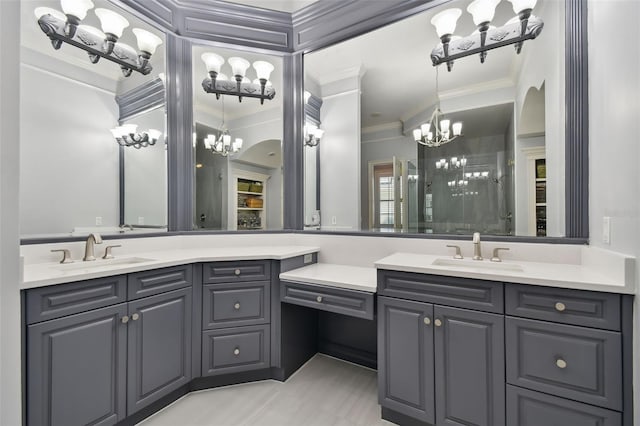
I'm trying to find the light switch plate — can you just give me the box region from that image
[603,216,611,244]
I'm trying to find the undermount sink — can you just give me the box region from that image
[51,257,155,271]
[431,258,523,273]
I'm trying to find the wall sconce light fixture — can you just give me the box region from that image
[110,125,162,148]
[201,53,276,104]
[34,2,162,77]
[304,123,324,147]
[430,0,544,71]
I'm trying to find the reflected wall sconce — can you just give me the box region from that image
[110,125,162,148]
[201,53,276,104]
[430,0,544,71]
[304,123,324,147]
[34,2,162,77]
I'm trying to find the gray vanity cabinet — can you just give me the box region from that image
[27,303,128,426]
[127,287,192,414]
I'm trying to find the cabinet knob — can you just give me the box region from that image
[556,358,567,369]
[555,302,566,312]
[434,319,443,327]
[234,269,241,276]
[316,296,323,303]
[131,313,140,321]
[234,302,241,310]
[233,348,240,356]
[121,315,130,324]
[423,317,431,325]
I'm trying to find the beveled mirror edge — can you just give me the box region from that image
[20,0,589,244]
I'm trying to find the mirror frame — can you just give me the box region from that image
[21,0,588,244]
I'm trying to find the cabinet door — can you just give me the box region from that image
[378,296,435,424]
[27,303,127,426]
[127,287,192,415]
[434,305,505,426]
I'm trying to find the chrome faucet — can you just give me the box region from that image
[472,232,483,260]
[83,233,103,261]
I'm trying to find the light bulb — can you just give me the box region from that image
[413,129,422,141]
[132,28,163,54]
[430,8,462,38]
[34,7,66,21]
[440,119,450,132]
[147,129,162,140]
[467,0,501,26]
[228,57,250,78]
[452,122,462,136]
[61,0,94,20]
[507,0,537,14]
[253,60,274,81]
[201,53,224,74]
[94,8,129,38]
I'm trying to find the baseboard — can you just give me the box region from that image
[318,340,377,369]
[381,407,432,426]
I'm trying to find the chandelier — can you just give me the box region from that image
[412,67,462,147]
[34,1,162,77]
[201,53,276,104]
[204,98,243,157]
[303,123,324,147]
[110,125,162,148]
[430,0,544,71]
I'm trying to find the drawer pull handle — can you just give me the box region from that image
[234,302,241,310]
[234,269,241,276]
[121,315,130,324]
[131,313,140,321]
[434,319,442,327]
[556,358,567,369]
[233,348,240,356]
[555,302,566,312]
[423,317,431,325]
[316,296,323,303]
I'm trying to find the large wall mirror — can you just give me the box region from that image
[192,44,283,231]
[304,0,564,237]
[20,0,167,238]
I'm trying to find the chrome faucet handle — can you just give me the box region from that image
[51,249,73,264]
[446,245,463,259]
[490,247,510,262]
[102,245,122,259]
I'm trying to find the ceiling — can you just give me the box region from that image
[223,0,317,12]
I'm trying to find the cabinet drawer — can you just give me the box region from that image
[201,325,270,376]
[26,275,127,324]
[128,265,192,300]
[378,270,504,314]
[507,385,621,426]
[506,317,622,410]
[203,260,271,284]
[202,281,270,329]
[281,281,374,320]
[506,284,620,330]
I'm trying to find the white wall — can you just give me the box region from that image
[587,2,640,423]
[19,64,120,236]
[0,1,22,424]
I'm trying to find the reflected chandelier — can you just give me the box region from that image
[204,98,243,157]
[34,0,163,77]
[412,67,462,147]
[430,0,544,71]
[110,125,162,148]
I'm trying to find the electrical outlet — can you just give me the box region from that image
[95,216,102,226]
[304,253,313,264]
[331,216,337,225]
[603,216,611,244]
[138,216,145,225]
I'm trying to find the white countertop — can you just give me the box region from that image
[279,263,377,293]
[375,252,636,294]
[22,245,319,290]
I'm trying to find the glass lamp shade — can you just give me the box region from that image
[440,119,451,132]
[61,0,94,19]
[110,128,121,138]
[508,0,537,14]
[94,8,129,37]
[412,129,422,141]
[228,57,250,78]
[313,128,325,139]
[253,60,274,80]
[121,124,137,134]
[420,123,430,135]
[233,138,243,151]
[222,134,232,147]
[147,129,162,140]
[467,0,501,26]
[34,7,67,21]
[204,136,213,149]
[201,53,225,74]
[430,8,462,37]
[132,28,162,54]
[452,122,462,136]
